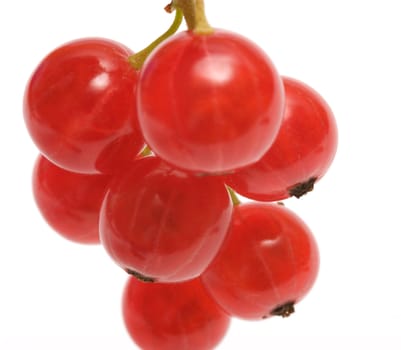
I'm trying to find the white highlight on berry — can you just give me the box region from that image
[195,55,234,85]
[90,72,110,90]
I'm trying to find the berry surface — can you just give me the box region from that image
[137,29,284,174]
[225,76,338,200]
[201,202,319,320]
[24,38,144,174]
[100,156,233,282]
[32,155,110,244]
[122,276,231,350]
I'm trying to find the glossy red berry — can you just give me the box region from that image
[201,202,319,320]
[32,155,110,244]
[137,30,284,174]
[100,156,232,282]
[122,277,230,350]
[225,76,338,201]
[24,38,144,174]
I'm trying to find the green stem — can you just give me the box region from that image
[227,186,241,206]
[128,7,183,70]
[139,145,153,157]
[173,0,213,34]
[193,0,213,34]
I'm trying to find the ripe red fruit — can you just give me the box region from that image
[137,30,284,174]
[99,156,232,282]
[122,277,230,350]
[23,38,144,174]
[225,76,338,201]
[201,202,319,320]
[32,155,110,244]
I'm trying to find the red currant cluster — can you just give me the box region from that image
[23,1,337,349]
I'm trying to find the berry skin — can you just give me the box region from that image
[99,156,232,282]
[122,277,230,350]
[201,202,319,320]
[225,76,338,201]
[137,30,284,174]
[24,38,144,174]
[32,155,110,244]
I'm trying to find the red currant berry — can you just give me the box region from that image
[122,277,230,350]
[137,30,284,174]
[24,38,144,174]
[32,155,110,244]
[99,156,232,282]
[201,202,319,320]
[225,76,338,201]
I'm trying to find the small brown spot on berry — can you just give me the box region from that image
[288,177,317,198]
[125,268,156,283]
[270,301,295,318]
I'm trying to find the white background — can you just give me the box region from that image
[1,0,401,349]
